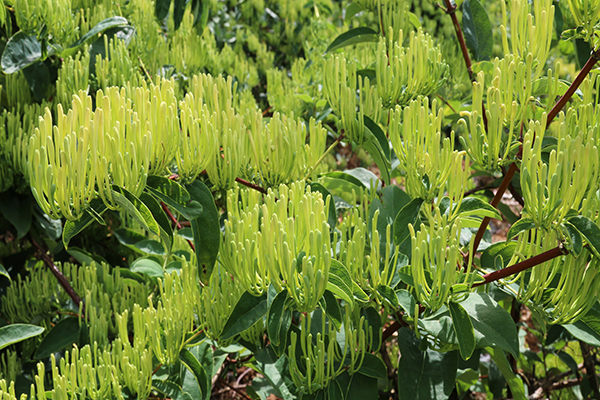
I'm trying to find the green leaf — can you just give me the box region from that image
[153,380,183,399]
[497,202,520,224]
[63,199,108,248]
[377,285,399,310]
[308,182,337,231]
[324,27,379,54]
[0,193,32,239]
[396,289,416,318]
[135,239,165,255]
[560,221,583,256]
[487,347,527,400]
[455,197,501,220]
[345,2,365,21]
[2,32,45,74]
[179,349,209,399]
[139,192,173,252]
[327,380,344,400]
[191,0,209,29]
[567,215,600,258]
[394,198,424,246]
[460,293,519,357]
[0,324,44,351]
[358,353,387,379]
[155,0,172,20]
[321,290,342,330]
[186,181,220,284]
[362,131,391,185]
[563,304,600,346]
[353,281,370,303]
[362,307,382,351]
[461,0,493,61]
[111,186,160,236]
[173,0,186,30]
[397,328,458,400]
[318,172,368,203]
[130,258,164,279]
[449,301,476,360]
[221,292,268,341]
[363,115,390,161]
[34,317,80,359]
[63,16,129,57]
[0,264,8,280]
[480,241,517,270]
[327,260,354,307]
[114,228,147,247]
[507,217,536,241]
[22,60,50,101]
[267,289,288,346]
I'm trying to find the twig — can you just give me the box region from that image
[474,245,567,287]
[303,131,345,181]
[160,202,195,251]
[30,234,85,316]
[580,341,600,399]
[546,49,600,128]
[235,177,269,196]
[217,377,253,400]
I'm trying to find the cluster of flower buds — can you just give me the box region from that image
[563,0,600,47]
[56,50,90,109]
[14,0,76,44]
[376,28,448,108]
[501,0,554,79]
[288,309,369,395]
[222,182,331,312]
[409,213,464,313]
[390,97,469,203]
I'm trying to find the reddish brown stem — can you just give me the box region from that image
[235,177,269,196]
[30,235,85,315]
[472,162,519,253]
[546,49,600,128]
[160,202,195,251]
[473,245,567,287]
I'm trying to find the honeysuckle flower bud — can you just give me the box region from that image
[94,36,143,90]
[501,0,554,79]
[390,97,469,203]
[409,214,463,313]
[376,29,448,108]
[56,50,90,109]
[222,182,332,312]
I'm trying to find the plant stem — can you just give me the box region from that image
[473,245,567,287]
[472,163,519,253]
[234,177,269,195]
[546,49,600,128]
[580,341,600,399]
[30,234,85,316]
[303,131,344,181]
[160,201,195,251]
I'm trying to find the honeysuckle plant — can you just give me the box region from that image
[4,0,600,399]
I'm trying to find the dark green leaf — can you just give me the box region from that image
[377,285,399,310]
[139,192,173,252]
[487,347,526,400]
[153,380,183,399]
[2,32,44,74]
[64,16,128,57]
[345,372,378,400]
[186,181,220,284]
[34,317,80,359]
[63,199,108,248]
[321,290,342,330]
[155,0,172,20]
[497,202,520,224]
[324,27,379,54]
[567,215,600,258]
[455,197,501,220]
[507,217,536,241]
[364,115,390,161]
[173,0,186,30]
[396,289,416,318]
[267,290,288,346]
[460,293,519,357]
[111,186,160,236]
[22,60,50,101]
[0,193,32,239]
[254,352,297,400]
[564,304,600,346]
[362,307,382,351]
[345,2,365,21]
[397,328,458,400]
[179,349,209,399]
[221,292,268,341]
[461,0,493,61]
[327,260,354,306]
[358,353,387,379]
[114,228,146,247]
[130,258,164,279]
[449,301,476,360]
[353,281,370,303]
[146,176,203,220]
[362,133,391,185]
[33,209,62,240]
[394,198,424,246]
[191,0,209,29]
[480,241,517,270]
[0,264,8,280]
[327,380,344,400]
[0,324,44,351]
[308,182,337,231]
[560,222,583,256]
[135,239,166,255]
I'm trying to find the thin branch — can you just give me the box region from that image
[160,202,195,251]
[546,49,600,127]
[303,131,345,181]
[30,234,85,316]
[216,377,253,400]
[474,245,567,287]
[471,162,519,253]
[235,177,269,196]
